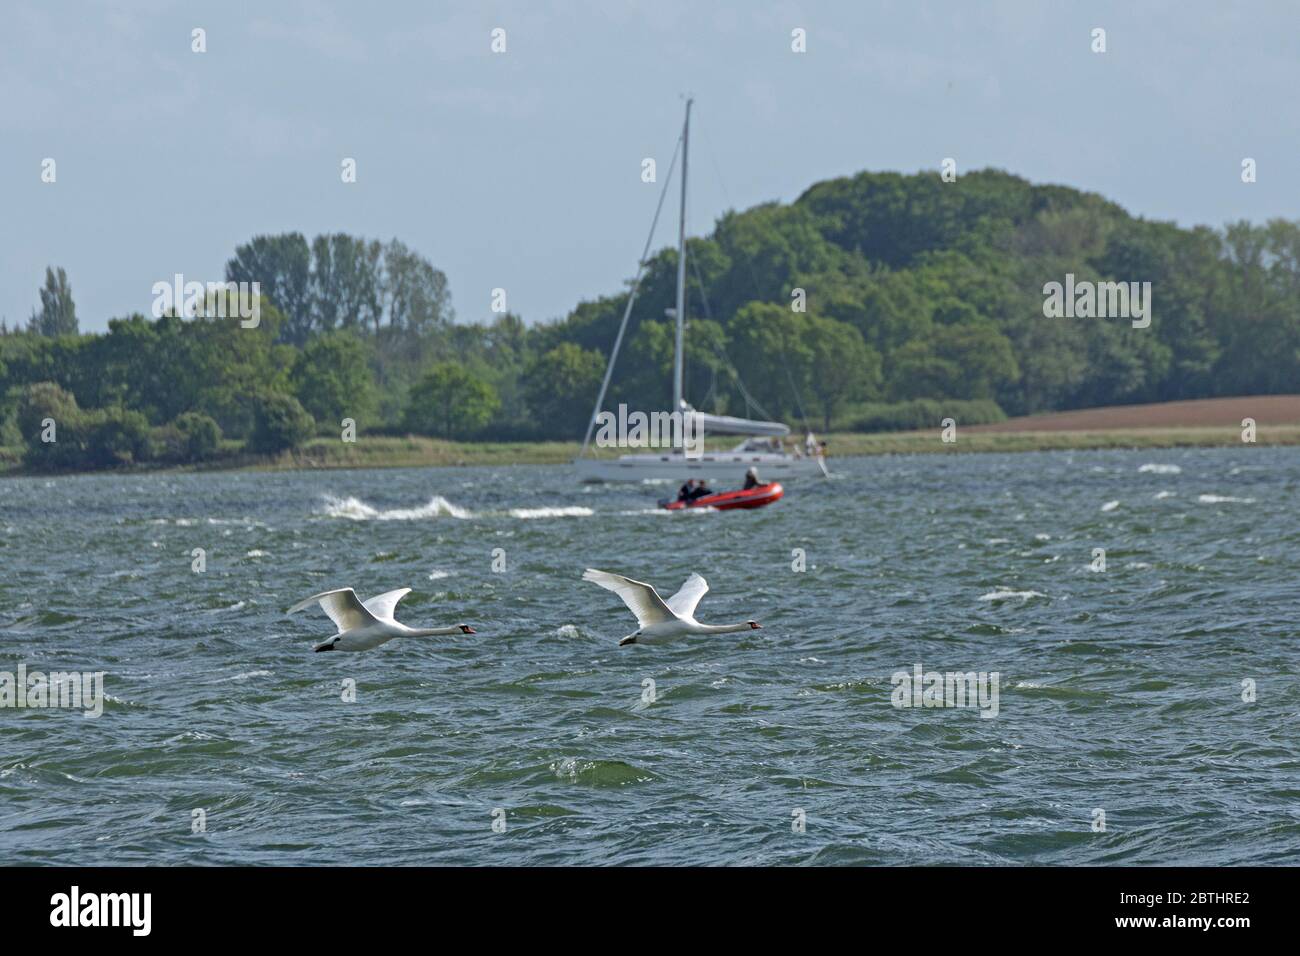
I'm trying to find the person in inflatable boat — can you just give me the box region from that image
[677,479,713,502]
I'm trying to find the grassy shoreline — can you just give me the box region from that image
[3,424,1298,478]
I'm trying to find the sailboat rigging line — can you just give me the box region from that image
[782,347,813,434]
[730,365,776,422]
[579,132,684,458]
[687,250,778,424]
[697,118,816,436]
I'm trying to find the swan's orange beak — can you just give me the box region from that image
[460,625,476,634]
[749,621,761,629]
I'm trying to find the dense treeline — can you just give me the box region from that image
[3,169,1300,470]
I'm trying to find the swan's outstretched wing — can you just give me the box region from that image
[287,588,378,633]
[363,588,412,622]
[583,569,676,628]
[664,573,709,619]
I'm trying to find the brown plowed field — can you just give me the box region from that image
[970,395,1300,432]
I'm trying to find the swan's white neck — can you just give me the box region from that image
[407,625,464,637]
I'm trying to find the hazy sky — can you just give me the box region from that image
[3,0,1298,333]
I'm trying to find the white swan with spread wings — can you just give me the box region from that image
[287,587,475,652]
[582,569,760,646]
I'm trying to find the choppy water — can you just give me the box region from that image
[2,448,1298,865]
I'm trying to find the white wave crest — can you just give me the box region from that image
[1197,494,1255,504]
[507,506,594,519]
[320,494,473,521]
[1138,463,1182,474]
[214,669,272,683]
[979,588,1047,602]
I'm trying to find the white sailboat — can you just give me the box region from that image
[573,100,829,483]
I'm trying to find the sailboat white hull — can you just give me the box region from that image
[573,451,828,483]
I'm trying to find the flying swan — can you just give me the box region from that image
[287,587,475,652]
[582,569,760,646]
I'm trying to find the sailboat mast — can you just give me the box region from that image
[672,98,692,413]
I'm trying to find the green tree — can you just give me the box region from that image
[247,392,315,454]
[311,234,383,333]
[934,324,1020,400]
[291,330,376,430]
[226,234,313,343]
[522,343,605,438]
[13,383,151,470]
[184,305,295,439]
[172,411,223,461]
[29,267,78,337]
[887,341,962,400]
[806,316,880,430]
[383,239,454,334]
[14,381,82,469]
[83,407,151,468]
[727,302,815,421]
[403,362,500,438]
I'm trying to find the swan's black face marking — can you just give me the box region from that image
[459,625,475,634]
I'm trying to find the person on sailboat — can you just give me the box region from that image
[743,467,761,490]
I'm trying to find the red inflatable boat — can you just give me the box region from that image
[660,482,784,511]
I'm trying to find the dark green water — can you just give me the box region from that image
[2,448,1298,865]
